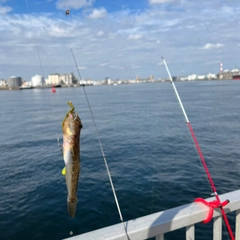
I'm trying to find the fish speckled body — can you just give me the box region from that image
[62,102,82,218]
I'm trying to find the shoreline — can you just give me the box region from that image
[0,78,236,91]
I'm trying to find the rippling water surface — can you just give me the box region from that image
[0,81,240,240]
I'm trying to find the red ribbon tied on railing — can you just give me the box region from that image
[194,198,230,223]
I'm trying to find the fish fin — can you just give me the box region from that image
[62,167,66,175]
[68,201,77,218]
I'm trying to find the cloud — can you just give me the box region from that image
[0,0,12,14]
[202,43,224,50]
[202,60,221,66]
[130,64,140,69]
[128,34,142,40]
[149,0,176,4]
[0,0,240,80]
[99,62,108,67]
[49,26,69,37]
[96,31,104,36]
[78,66,87,70]
[0,5,11,14]
[88,8,107,19]
[56,0,94,10]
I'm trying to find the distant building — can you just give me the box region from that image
[45,73,76,86]
[8,76,22,89]
[46,73,61,85]
[207,73,217,80]
[172,76,179,81]
[187,74,197,81]
[0,79,7,86]
[104,77,112,84]
[31,75,45,87]
[179,77,188,81]
[197,75,206,80]
[60,74,73,86]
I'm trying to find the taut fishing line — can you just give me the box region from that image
[23,0,130,238]
[162,57,235,240]
[25,0,63,142]
[25,0,45,79]
[24,0,75,236]
[70,49,130,239]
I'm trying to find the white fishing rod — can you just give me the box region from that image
[71,49,130,240]
[161,57,234,240]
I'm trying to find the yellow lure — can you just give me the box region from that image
[62,167,66,175]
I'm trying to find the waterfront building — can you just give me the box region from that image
[207,73,217,80]
[8,76,22,89]
[0,79,7,86]
[60,73,73,86]
[187,74,197,81]
[197,75,206,80]
[45,73,76,86]
[31,75,45,87]
[46,73,61,85]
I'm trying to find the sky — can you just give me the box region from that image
[0,0,239,80]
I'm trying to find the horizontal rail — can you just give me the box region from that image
[64,189,240,240]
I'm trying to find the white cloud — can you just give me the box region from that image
[110,65,124,70]
[0,5,11,14]
[78,66,87,70]
[0,0,12,14]
[149,0,175,4]
[202,60,221,65]
[131,64,140,69]
[56,0,94,10]
[202,43,224,50]
[96,31,104,36]
[49,26,69,37]
[0,0,240,80]
[128,34,142,40]
[88,8,107,19]
[99,62,108,67]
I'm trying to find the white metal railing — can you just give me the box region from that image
[64,189,240,240]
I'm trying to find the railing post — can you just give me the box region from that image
[186,224,195,240]
[236,209,240,239]
[213,216,222,240]
[155,234,164,240]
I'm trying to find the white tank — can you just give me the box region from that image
[31,75,45,87]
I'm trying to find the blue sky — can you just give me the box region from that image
[0,0,239,80]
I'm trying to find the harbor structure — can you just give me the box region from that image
[219,62,223,78]
[45,73,75,86]
[8,76,22,89]
[45,73,61,85]
[31,75,45,87]
[0,79,7,87]
[218,61,240,79]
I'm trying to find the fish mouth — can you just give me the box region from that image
[67,112,78,121]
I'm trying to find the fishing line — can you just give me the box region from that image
[25,0,63,143]
[70,48,130,239]
[162,57,235,240]
[25,0,45,79]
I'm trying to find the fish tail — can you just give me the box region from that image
[67,201,77,218]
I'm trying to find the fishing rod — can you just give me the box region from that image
[161,57,235,240]
[70,49,130,240]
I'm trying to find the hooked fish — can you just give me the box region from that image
[62,101,83,218]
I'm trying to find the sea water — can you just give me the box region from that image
[0,81,240,240]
